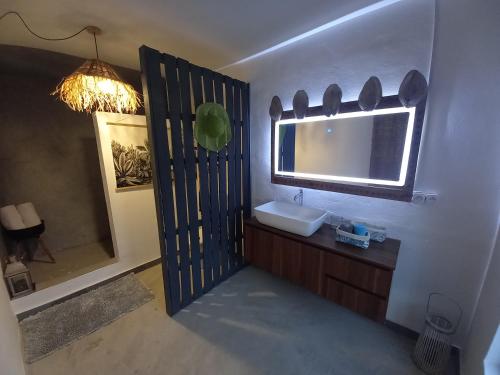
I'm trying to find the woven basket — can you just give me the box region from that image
[335,227,370,249]
[412,293,462,374]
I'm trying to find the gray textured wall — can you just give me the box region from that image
[0,45,142,257]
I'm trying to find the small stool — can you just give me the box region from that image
[2,221,55,263]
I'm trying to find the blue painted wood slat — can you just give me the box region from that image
[163,54,192,305]
[233,82,243,266]
[214,73,229,278]
[202,69,221,283]
[139,46,180,314]
[224,76,237,271]
[191,66,214,290]
[178,58,203,297]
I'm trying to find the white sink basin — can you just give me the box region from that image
[254,201,328,237]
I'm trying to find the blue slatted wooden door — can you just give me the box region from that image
[140,46,251,315]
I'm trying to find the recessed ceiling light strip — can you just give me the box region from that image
[217,0,403,71]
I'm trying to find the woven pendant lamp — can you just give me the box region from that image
[52,27,141,114]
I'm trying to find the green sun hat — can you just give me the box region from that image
[194,103,232,152]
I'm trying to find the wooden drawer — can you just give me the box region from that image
[324,276,388,322]
[324,252,392,298]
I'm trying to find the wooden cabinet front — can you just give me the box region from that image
[245,226,322,294]
[244,218,400,323]
[324,276,388,322]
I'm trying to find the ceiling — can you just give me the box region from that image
[0,0,382,71]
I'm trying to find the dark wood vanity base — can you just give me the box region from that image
[244,217,400,322]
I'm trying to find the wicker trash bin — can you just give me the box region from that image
[412,292,462,374]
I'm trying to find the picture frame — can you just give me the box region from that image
[107,123,153,191]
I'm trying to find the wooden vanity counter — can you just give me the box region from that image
[244,217,400,322]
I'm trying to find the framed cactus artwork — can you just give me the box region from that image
[108,123,153,190]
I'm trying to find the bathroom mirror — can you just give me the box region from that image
[271,96,426,201]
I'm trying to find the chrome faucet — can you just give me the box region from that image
[293,189,303,206]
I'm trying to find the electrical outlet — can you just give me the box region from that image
[412,191,426,204]
[425,193,439,203]
[412,191,439,204]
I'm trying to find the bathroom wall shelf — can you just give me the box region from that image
[244,217,400,322]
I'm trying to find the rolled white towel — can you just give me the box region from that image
[17,202,42,228]
[0,205,26,230]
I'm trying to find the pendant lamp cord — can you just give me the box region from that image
[93,32,100,60]
[0,11,90,41]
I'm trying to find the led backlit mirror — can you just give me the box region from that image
[271,98,425,201]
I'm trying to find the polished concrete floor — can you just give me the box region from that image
[28,239,115,291]
[26,264,429,375]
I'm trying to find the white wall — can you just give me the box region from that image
[485,328,500,375]
[224,0,500,347]
[462,224,500,375]
[0,268,26,375]
[93,113,161,268]
[10,112,161,314]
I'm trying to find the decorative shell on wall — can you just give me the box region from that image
[358,76,382,111]
[398,70,428,107]
[269,96,283,121]
[292,90,309,119]
[322,84,342,116]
